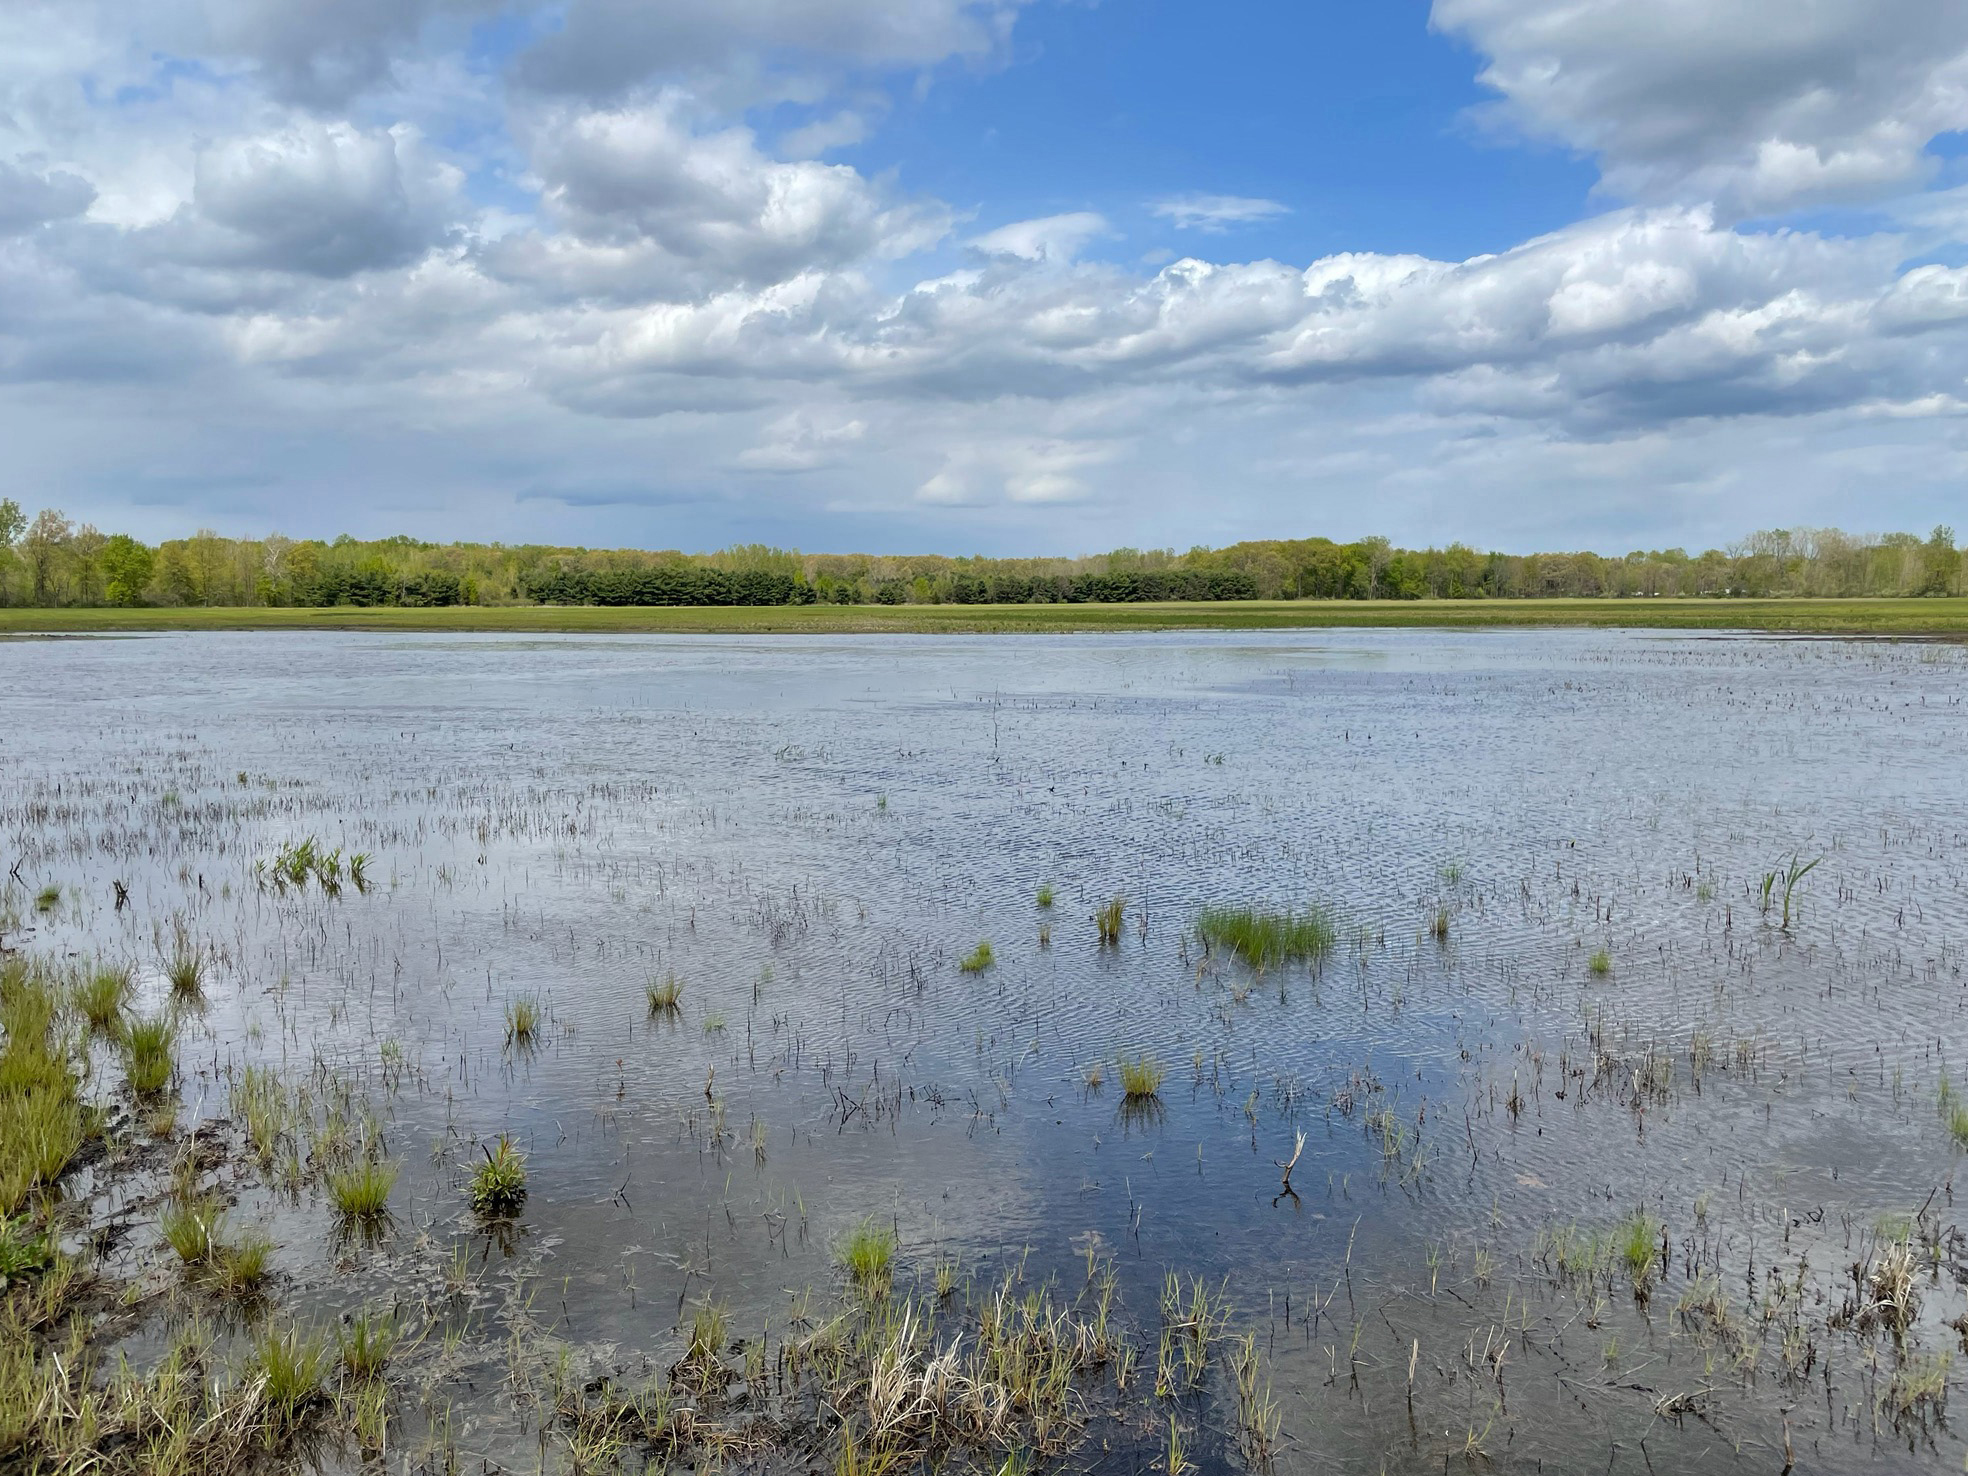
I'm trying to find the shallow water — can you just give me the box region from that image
[7,627,1968,1472]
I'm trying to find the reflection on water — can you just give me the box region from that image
[7,627,1968,1472]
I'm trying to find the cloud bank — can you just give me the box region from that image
[2,0,1967,548]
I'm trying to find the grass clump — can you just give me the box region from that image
[121,1014,176,1096]
[837,1220,896,1289]
[0,970,86,1217]
[503,996,540,1046]
[1197,906,1336,969]
[958,940,994,974]
[254,1321,333,1424]
[1036,884,1055,909]
[327,1159,399,1222]
[646,973,684,1012]
[165,929,204,998]
[32,885,60,913]
[1941,1073,1968,1147]
[1617,1212,1661,1284]
[159,1195,221,1264]
[1096,896,1126,946]
[468,1134,527,1215]
[1588,948,1613,977]
[211,1226,275,1294]
[339,1306,399,1380]
[1118,1055,1165,1101]
[74,966,130,1033]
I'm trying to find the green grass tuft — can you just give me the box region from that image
[503,996,539,1045]
[1118,1055,1165,1100]
[327,1159,399,1221]
[1588,949,1613,977]
[1197,906,1336,969]
[1096,896,1126,946]
[645,973,684,1012]
[468,1134,527,1215]
[122,1014,176,1096]
[1036,884,1055,909]
[338,1306,399,1380]
[837,1220,896,1288]
[74,966,131,1033]
[958,940,994,973]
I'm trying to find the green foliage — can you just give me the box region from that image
[1588,949,1612,977]
[837,1220,896,1288]
[1118,1055,1165,1100]
[327,1159,399,1221]
[958,940,994,973]
[122,1014,176,1096]
[468,1135,527,1215]
[1095,897,1125,946]
[645,973,684,1012]
[4,510,1955,613]
[1196,906,1336,969]
[74,966,130,1032]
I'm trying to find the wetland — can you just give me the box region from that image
[2,626,1967,1475]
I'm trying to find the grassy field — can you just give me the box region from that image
[2,598,1966,637]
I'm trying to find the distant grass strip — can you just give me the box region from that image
[1197,906,1336,969]
[3,597,1968,637]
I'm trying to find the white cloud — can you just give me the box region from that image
[1431,0,1968,216]
[1151,194,1289,232]
[969,212,1109,262]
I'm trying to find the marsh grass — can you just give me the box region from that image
[838,1220,896,1289]
[0,970,86,1216]
[254,1321,332,1424]
[504,996,540,1046]
[32,885,59,913]
[468,1135,527,1216]
[1940,1074,1968,1147]
[74,966,130,1033]
[1096,897,1125,947]
[646,973,684,1013]
[1118,1055,1165,1100]
[1588,949,1613,977]
[1196,906,1335,969]
[1036,885,1054,909]
[958,941,994,974]
[165,934,204,999]
[327,1159,399,1222]
[211,1226,275,1295]
[339,1306,399,1380]
[122,1014,176,1096]
[1618,1212,1662,1285]
[0,1217,52,1282]
[159,1195,221,1264]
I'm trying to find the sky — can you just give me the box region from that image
[3,1,1968,555]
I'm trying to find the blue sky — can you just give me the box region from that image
[3,0,1968,555]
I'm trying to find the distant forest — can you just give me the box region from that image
[0,500,1958,608]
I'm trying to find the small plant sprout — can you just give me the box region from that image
[1119,1055,1165,1101]
[958,940,994,973]
[468,1135,527,1215]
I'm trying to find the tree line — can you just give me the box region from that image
[0,501,1959,609]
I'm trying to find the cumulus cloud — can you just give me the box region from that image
[3,0,1968,546]
[1432,0,1968,215]
[1151,194,1289,232]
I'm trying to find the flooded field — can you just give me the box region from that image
[4,627,1968,1475]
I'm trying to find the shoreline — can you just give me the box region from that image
[2,596,1967,637]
